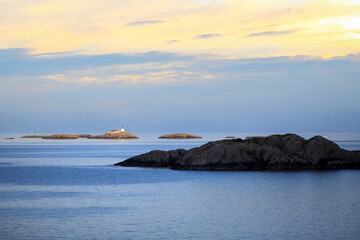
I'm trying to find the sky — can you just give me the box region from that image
[0,0,360,133]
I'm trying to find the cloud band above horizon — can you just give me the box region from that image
[0,0,360,58]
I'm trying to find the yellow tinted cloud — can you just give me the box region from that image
[41,70,216,85]
[1,0,360,58]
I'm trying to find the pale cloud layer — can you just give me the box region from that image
[1,0,360,58]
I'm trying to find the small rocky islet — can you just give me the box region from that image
[42,134,79,139]
[88,132,138,139]
[21,131,201,140]
[115,133,360,171]
[22,135,48,138]
[21,128,139,140]
[22,134,92,139]
[159,133,202,139]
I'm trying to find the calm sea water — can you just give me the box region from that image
[0,133,360,240]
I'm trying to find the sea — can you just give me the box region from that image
[0,132,360,240]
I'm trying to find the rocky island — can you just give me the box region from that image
[22,134,91,139]
[115,134,360,171]
[42,134,79,139]
[22,135,48,138]
[88,128,138,139]
[88,132,138,139]
[21,127,138,140]
[159,133,202,139]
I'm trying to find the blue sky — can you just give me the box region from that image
[1,0,360,133]
[1,48,359,133]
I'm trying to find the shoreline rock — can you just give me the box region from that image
[115,134,360,171]
[158,133,202,139]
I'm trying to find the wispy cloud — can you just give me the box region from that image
[41,70,217,85]
[194,33,222,39]
[166,40,179,44]
[125,20,165,26]
[246,29,298,37]
[39,58,218,85]
[0,49,192,77]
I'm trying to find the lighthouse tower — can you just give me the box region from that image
[120,126,125,132]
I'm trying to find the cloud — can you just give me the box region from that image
[3,47,360,90]
[343,52,360,61]
[41,70,217,85]
[125,20,165,26]
[0,48,192,77]
[194,33,222,39]
[246,30,298,37]
[2,48,360,133]
[166,40,179,44]
[1,0,360,58]
[0,48,30,60]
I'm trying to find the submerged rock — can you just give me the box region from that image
[115,134,360,171]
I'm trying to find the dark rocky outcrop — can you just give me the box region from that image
[116,149,187,168]
[115,134,360,171]
[159,133,202,139]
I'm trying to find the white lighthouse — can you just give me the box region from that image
[121,126,125,132]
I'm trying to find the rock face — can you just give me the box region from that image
[159,133,202,139]
[88,132,138,139]
[115,134,360,171]
[42,134,78,139]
